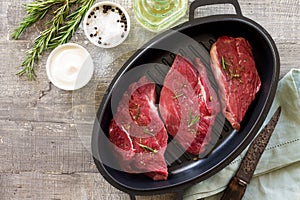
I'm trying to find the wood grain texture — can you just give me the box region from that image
[0,0,299,199]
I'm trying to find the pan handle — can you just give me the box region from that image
[189,0,243,21]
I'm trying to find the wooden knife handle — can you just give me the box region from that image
[220,176,247,200]
[236,107,281,183]
[221,107,281,200]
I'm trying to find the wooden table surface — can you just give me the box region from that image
[0,0,299,199]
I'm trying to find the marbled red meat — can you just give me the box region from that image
[109,76,168,180]
[159,55,220,155]
[210,36,261,130]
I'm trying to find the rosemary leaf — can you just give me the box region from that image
[49,0,95,47]
[135,104,141,121]
[137,143,158,153]
[11,0,67,39]
[143,128,154,136]
[173,93,184,99]
[221,56,227,70]
[188,110,200,128]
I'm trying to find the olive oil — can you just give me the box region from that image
[133,0,188,32]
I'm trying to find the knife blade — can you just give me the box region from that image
[220,107,281,200]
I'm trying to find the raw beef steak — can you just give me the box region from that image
[109,76,168,181]
[210,36,261,131]
[159,55,220,155]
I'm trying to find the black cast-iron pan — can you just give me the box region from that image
[91,0,280,199]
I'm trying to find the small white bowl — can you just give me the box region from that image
[83,1,130,48]
[46,43,94,91]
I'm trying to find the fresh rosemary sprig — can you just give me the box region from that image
[188,110,200,128]
[12,0,95,80]
[49,0,95,48]
[15,1,71,80]
[173,93,184,99]
[135,104,141,121]
[11,0,67,40]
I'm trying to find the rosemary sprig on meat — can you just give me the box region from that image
[221,56,241,80]
[135,104,141,121]
[143,128,154,136]
[11,0,95,80]
[221,56,232,70]
[173,93,184,99]
[221,56,227,70]
[188,110,200,128]
[137,143,158,153]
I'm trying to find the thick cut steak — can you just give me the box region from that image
[109,76,168,181]
[210,36,261,131]
[159,55,220,155]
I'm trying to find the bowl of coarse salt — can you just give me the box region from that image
[83,1,130,48]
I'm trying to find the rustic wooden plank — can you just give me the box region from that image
[0,172,130,200]
[0,120,95,173]
[0,172,177,200]
[0,119,177,199]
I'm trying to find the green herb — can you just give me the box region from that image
[137,143,158,153]
[221,57,242,81]
[221,56,227,70]
[231,73,240,78]
[173,93,184,99]
[11,0,68,40]
[143,128,154,136]
[49,0,95,48]
[124,124,130,130]
[228,69,240,79]
[135,104,140,121]
[12,0,95,80]
[221,56,233,71]
[15,1,71,80]
[188,110,200,128]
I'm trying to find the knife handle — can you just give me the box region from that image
[220,176,247,200]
